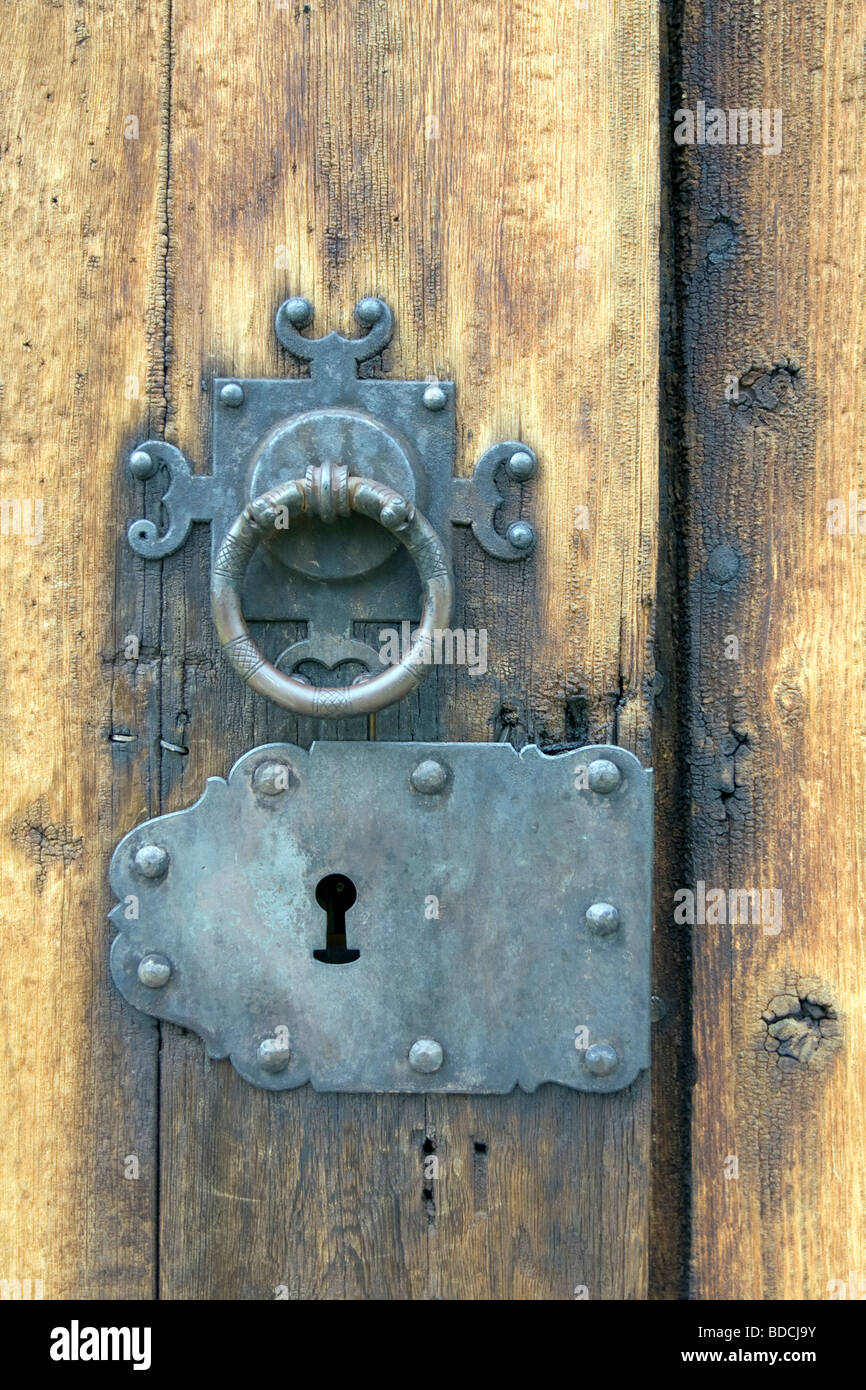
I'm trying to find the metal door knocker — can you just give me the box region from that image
[212,463,453,718]
[125,295,538,678]
[110,297,653,1095]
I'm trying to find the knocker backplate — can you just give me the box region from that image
[109,741,652,1094]
[210,375,457,622]
[126,297,538,676]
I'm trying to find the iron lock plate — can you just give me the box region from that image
[109,741,652,1094]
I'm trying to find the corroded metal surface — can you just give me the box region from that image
[125,298,537,675]
[211,465,454,717]
[109,740,653,1094]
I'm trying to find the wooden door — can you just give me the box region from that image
[1,0,862,1305]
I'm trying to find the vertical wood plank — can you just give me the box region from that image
[154,0,658,1300]
[676,0,866,1298]
[0,0,168,1297]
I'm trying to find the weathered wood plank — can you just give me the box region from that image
[153,0,658,1300]
[0,0,169,1298]
[676,0,866,1299]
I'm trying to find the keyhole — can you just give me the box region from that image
[313,873,360,964]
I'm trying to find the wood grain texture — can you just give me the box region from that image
[0,0,659,1300]
[0,0,169,1297]
[151,0,658,1299]
[674,0,866,1299]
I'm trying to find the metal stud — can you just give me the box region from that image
[410,759,448,794]
[422,384,446,411]
[281,296,314,328]
[258,1036,291,1072]
[585,902,621,936]
[505,449,536,481]
[587,758,621,794]
[356,297,384,325]
[137,953,172,988]
[506,520,535,551]
[133,844,169,879]
[129,448,158,480]
[409,1038,444,1073]
[253,761,292,796]
[219,382,244,408]
[584,1042,619,1077]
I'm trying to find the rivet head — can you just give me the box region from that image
[506,449,536,481]
[409,1038,444,1073]
[133,844,169,879]
[587,758,621,794]
[585,902,621,936]
[650,995,667,1023]
[506,520,536,551]
[410,759,448,794]
[258,1036,291,1072]
[137,953,172,988]
[253,761,292,796]
[282,296,313,327]
[219,381,244,408]
[129,448,158,480]
[356,296,383,325]
[584,1042,619,1077]
[422,384,447,411]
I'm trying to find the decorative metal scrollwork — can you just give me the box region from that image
[124,296,538,680]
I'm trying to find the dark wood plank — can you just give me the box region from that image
[674,0,866,1298]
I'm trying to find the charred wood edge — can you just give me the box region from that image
[650,0,694,1300]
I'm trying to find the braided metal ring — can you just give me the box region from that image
[211,463,454,718]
